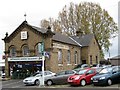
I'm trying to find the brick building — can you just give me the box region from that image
[2,21,100,78]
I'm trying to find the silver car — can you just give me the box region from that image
[23,71,55,85]
[45,70,76,86]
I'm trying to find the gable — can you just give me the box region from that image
[3,21,54,43]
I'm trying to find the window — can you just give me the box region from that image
[35,42,44,56]
[96,56,98,64]
[10,47,16,57]
[90,55,92,65]
[87,70,94,74]
[65,70,75,74]
[74,51,78,64]
[22,45,29,56]
[58,49,62,64]
[67,50,71,64]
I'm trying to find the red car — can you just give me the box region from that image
[67,68,97,86]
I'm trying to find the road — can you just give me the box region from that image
[1,79,120,90]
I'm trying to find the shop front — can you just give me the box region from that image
[8,56,43,79]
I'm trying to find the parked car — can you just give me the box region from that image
[67,68,97,86]
[74,64,89,69]
[91,66,120,86]
[23,71,55,86]
[45,70,76,86]
[1,73,5,78]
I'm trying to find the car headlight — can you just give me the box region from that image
[91,77,93,80]
[99,77,105,80]
[74,76,81,80]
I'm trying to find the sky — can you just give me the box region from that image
[0,0,119,60]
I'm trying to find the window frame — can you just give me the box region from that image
[22,45,30,56]
[67,50,71,65]
[58,49,62,65]
[10,46,16,57]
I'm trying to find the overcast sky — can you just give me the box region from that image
[0,0,119,59]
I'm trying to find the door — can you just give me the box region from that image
[62,70,75,84]
[85,69,96,84]
[111,67,120,83]
[52,71,65,84]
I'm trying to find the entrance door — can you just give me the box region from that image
[82,60,86,64]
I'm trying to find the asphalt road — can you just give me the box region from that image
[1,79,120,90]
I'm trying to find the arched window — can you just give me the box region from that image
[22,45,29,56]
[10,46,16,57]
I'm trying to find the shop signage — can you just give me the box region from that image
[8,56,43,62]
[53,43,69,50]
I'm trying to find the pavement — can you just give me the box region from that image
[0,77,11,81]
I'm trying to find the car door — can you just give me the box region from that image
[85,69,96,84]
[52,71,66,84]
[111,67,120,82]
[62,70,75,84]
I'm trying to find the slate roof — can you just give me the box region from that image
[71,34,94,47]
[3,21,94,47]
[52,32,81,46]
[26,22,54,34]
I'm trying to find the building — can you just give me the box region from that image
[2,21,100,78]
[72,34,100,65]
[110,55,120,66]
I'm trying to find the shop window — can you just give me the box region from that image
[22,45,29,56]
[58,49,62,64]
[67,50,71,64]
[10,47,16,57]
[74,51,78,65]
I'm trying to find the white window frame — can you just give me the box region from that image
[58,49,62,65]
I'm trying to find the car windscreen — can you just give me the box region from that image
[32,72,42,76]
[76,69,87,75]
[99,68,112,74]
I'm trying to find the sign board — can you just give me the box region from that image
[8,56,43,62]
[53,43,69,50]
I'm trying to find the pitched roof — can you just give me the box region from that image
[26,21,54,34]
[110,55,120,60]
[52,32,81,46]
[3,21,94,48]
[3,21,54,42]
[71,34,94,47]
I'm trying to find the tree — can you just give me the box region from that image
[40,2,118,58]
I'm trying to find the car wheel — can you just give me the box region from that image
[80,79,86,86]
[107,79,112,86]
[35,79,40,86]
[47,80,53,86]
